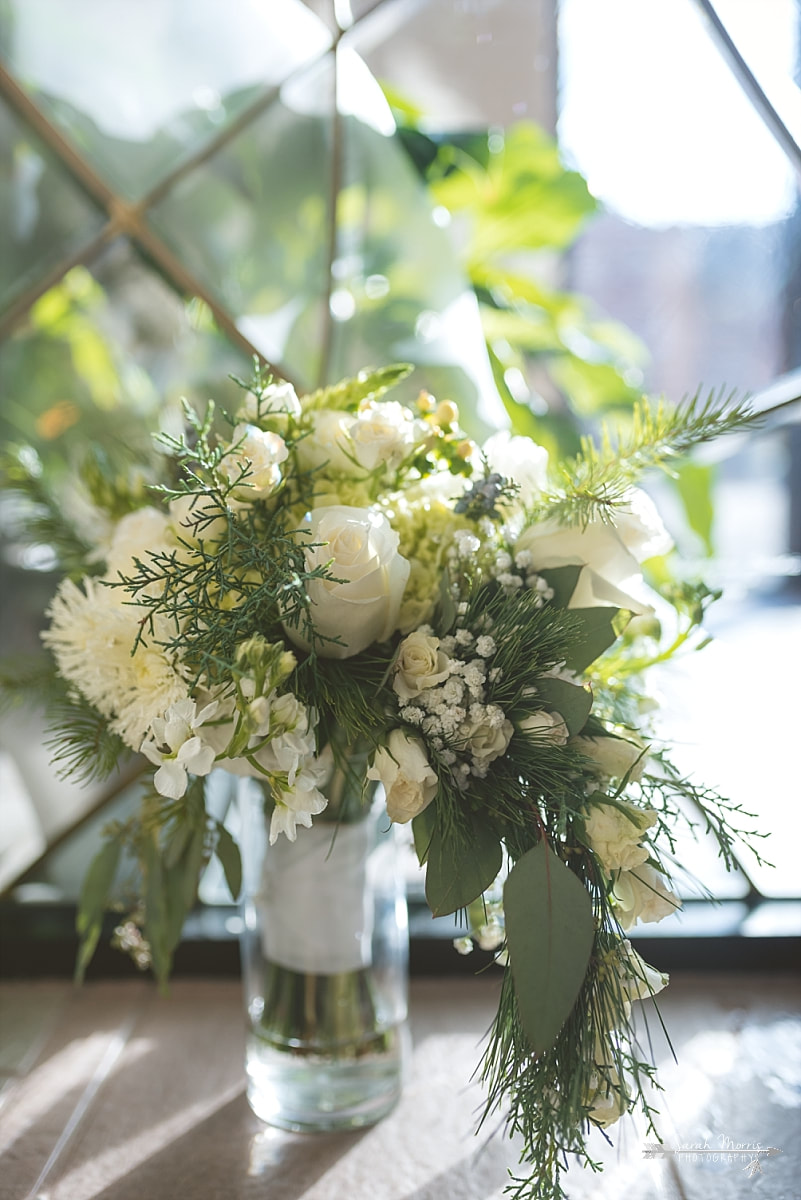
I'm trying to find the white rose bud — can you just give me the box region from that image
[236,381,301,427]
[582,799,657,872]
[367,729,438,824]
[519,709,569,745]
[612,864,681,930]
[571,734,647,783]
[393,631,452,701]
[460,713,514,766]
[285,505,410,659]
[348,400,425,473]
[220,423,289,497]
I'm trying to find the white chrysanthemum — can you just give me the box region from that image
[42,576,188,751]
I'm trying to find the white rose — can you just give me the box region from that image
[582,799,657,872]
[572,734,647,783]
[285,505,410,659]
[220,423,289,497]
[519,709,569,745]
[106,506,173,578]
[482,431,549,509]
[612,864,681,930]
[367,729,438,824]
[514,488,672,614]
[347,400,425,473]
[460,712,514,766]
[393,631,452,700]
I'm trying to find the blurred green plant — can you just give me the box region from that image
[386,106,720,560]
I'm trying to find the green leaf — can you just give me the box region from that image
[74,839,121,983]
[673,461,716,556]
[425,816,502,917]
[532,677,592,736]
[412,803,437,866]
[215,822,242,901]
[564,607,628,673]
[437,569,457,634]
[142,835,171,989]
[537,565,582,609]
[302,364,413,412]
[503,841,595,1055]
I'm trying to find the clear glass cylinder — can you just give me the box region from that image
[238,768,409,1132]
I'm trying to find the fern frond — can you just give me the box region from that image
[301,364,413,412]
[541,389,758,527]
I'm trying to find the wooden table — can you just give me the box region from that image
[1,973,799,1200]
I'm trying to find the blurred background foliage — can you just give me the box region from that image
[0,0,797,901]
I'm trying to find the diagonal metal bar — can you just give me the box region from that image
[691,0,801,180]
[0,64,294,379]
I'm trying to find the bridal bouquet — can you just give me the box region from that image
[10,362,760,1198]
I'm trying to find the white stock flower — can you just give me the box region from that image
[514,488,672,615]
[286,505,410,659]
[519,709,569,745]
[269,757,330,844]
[612,864,681,930]
[367,729,438,824]
[42,577,188,751]
[220,423,289,497]
[141,698,219,799]
[482,431,549,509]
[393,631,452,701]
[582,799,657,872]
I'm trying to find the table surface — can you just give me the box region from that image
[1,971,799,1200]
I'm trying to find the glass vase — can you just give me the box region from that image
[238,755,409,1132]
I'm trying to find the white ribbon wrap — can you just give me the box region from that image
[258,819,374,974]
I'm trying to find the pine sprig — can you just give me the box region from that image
[541,389,758,527]
[44,686,130,784]
[1,447,93,576]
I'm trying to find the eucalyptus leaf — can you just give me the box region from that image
[437,569,457,634]
[74,838,121,983]
[142,836,171,988]
[503,841,594,1055]
[564,606,626,673]
[425,816,502,917]
[411,803,437,866]
[532,677,592,736]
[537,565,582,610]
[215,822,242,900]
